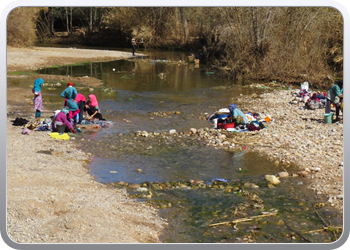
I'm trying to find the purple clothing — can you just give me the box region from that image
[54,112,73,130]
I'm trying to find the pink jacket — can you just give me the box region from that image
[76,93,86,103]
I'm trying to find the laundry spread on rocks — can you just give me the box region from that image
[207,103,270,132]
[206,80,343,132]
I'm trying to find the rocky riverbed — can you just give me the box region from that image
[113,87,344,213]
[6,46,343,244]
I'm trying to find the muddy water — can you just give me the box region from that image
[24,49,342,243]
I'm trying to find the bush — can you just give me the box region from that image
[7,7,40,47]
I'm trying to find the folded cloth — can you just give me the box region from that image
[50,132,70,140]
[22,128,31,135]
[13,117,29,126]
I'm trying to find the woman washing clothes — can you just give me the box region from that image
[52,107,76,134]
[32,78,44,120]
[325,79,343,121]
[75,93,86,124]
[60,82,80,124]
[227,103,248,126]
[85,94,104,120]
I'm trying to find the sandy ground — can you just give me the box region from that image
[6,46,167,244]
[7,46,135,72]
[6,46,343,244]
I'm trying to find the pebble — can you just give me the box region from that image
[277,172,289,178]
[265,175,280,185]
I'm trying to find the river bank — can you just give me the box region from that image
[6,46,343,244]
[123,85,343,213]
[6,46,167,244]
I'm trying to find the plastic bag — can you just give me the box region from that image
[301,81,309,91]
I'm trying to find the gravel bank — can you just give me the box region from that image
[6,108,167,243]
[6,46,167,244]
[203,87,343,212]
[7,46,135,72]
[238,88,343,212]
[128,86,343,213]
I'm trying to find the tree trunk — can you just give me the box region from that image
[65,7,70,34]
[50,8,55,35]
[180,7,189,44]
[89,7,93,32]
[69,7,73,35]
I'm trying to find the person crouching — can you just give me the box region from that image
[52,107,76,134]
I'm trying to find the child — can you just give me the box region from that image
[32,78,44,120]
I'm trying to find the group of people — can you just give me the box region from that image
[32,78,104,134]
[208,80,344,130]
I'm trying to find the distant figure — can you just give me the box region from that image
[131,35,137,56]
[227,103,248,125]
[32,78,44,120]
[325,79,343,121]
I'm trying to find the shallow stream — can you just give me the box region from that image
[8,48,342,243]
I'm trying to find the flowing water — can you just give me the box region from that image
[8,48,342,243]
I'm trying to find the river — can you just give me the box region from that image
[10,48,342,243]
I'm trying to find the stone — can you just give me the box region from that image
[136,187,148,192]
[265,175,280,185]
[277,172,289,178]
[129,183,141,189]
[298,171,309,178]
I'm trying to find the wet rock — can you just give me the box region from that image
[298,171,309,178]
[136,187,148,192]
[190,128,197,134]
[243,182,260,189]
[129,183,141,189]
[265,175,280,185]
[277,172,289,178]
[169,129,176,134]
